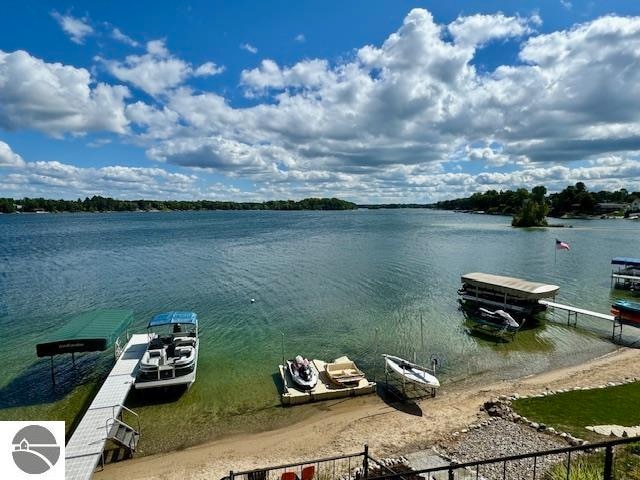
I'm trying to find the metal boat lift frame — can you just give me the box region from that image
[382,357,438,401]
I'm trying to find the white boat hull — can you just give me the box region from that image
[383,354,440,388]
[135,338,199,390]
[286,359,318,390]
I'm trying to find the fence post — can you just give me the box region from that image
[448,468,454,480]
[363,444,369,480]
[229,470,234,480]
[604,446,614,480]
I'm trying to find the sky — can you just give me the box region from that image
[1,0,640,203]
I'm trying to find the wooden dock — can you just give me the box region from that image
[65,334,148,480]
[279,357,376,405]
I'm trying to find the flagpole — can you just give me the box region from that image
[554,239,557,265]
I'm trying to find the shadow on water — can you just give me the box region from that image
[126,384,189,407]
[271,371,285,396]
[376,383,423,417]
[0,353,107,409]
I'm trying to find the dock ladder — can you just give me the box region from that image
[103,404,140,463]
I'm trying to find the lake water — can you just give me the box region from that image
[0,210,638,453]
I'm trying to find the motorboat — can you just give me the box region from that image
[383,354,440,388]
[325,357,366,386]
[478,307,520,330]
[135,311,199,389]
[286,355,318,390]
[612,299,640,325]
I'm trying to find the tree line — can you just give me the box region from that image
[433,183,640,227]
[434,183,639,217]
[0,196,357,213]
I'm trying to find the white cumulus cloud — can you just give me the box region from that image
[98,40,223,96]
[0,50,130,136]
[0,141,26,168]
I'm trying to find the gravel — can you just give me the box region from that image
[441,418,568,480]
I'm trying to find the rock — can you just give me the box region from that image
[530,422,540,430]
[461,429,468,434]
[547,427,556,434]
[538,423,546,432]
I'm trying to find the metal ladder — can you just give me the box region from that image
[103,405,140,463]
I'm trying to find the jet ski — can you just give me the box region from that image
[286,355,318,390]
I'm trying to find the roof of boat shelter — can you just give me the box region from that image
[461,272,560,300]
[36,310,134,357]
[612,257,640,267]
[148,311,197,327]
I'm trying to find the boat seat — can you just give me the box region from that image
[148,350,161,358]
[174,337,195,347]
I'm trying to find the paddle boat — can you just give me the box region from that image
[135,311,199,389]
[325,358,366,386]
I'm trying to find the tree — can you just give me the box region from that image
[512,199,549,227]
[531,185,547,203]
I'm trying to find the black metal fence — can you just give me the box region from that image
[229,436,640,480]
[229,448,368,480]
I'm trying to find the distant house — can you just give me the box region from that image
[630,198,640,212]
[596,202,630,213]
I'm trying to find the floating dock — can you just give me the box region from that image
[65,333,148,480]
[279,357,376,405]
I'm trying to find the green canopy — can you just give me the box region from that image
[36,310,134,357]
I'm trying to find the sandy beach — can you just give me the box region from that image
[95,347,640,480]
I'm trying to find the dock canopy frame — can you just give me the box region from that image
[461,272,559,300]
[612,257,640,268]
[147,311,197,328]
[36,310,134,357]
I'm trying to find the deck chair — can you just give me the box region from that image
[281,472,299,480]
[301,466,315,480]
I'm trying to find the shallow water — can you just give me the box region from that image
[0,210,637,453]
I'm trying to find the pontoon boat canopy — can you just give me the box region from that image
[148,311,197,328]
[36,310,134,357]
[611,257,640,267]
[461,272,559,300]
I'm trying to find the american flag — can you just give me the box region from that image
[556,239,570,250]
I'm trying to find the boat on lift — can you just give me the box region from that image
[382,354,440,388]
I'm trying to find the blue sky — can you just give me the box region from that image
[1,1,640,202]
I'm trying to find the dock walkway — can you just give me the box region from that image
[538,300,614,322]
[65,333,148,480]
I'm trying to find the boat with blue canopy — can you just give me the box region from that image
[611,257,640,292]
[135,311,199,389]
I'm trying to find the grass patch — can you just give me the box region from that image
[512,382,640,440]
[544,445,640,479]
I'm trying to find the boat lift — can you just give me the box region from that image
[383,355,439,401]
